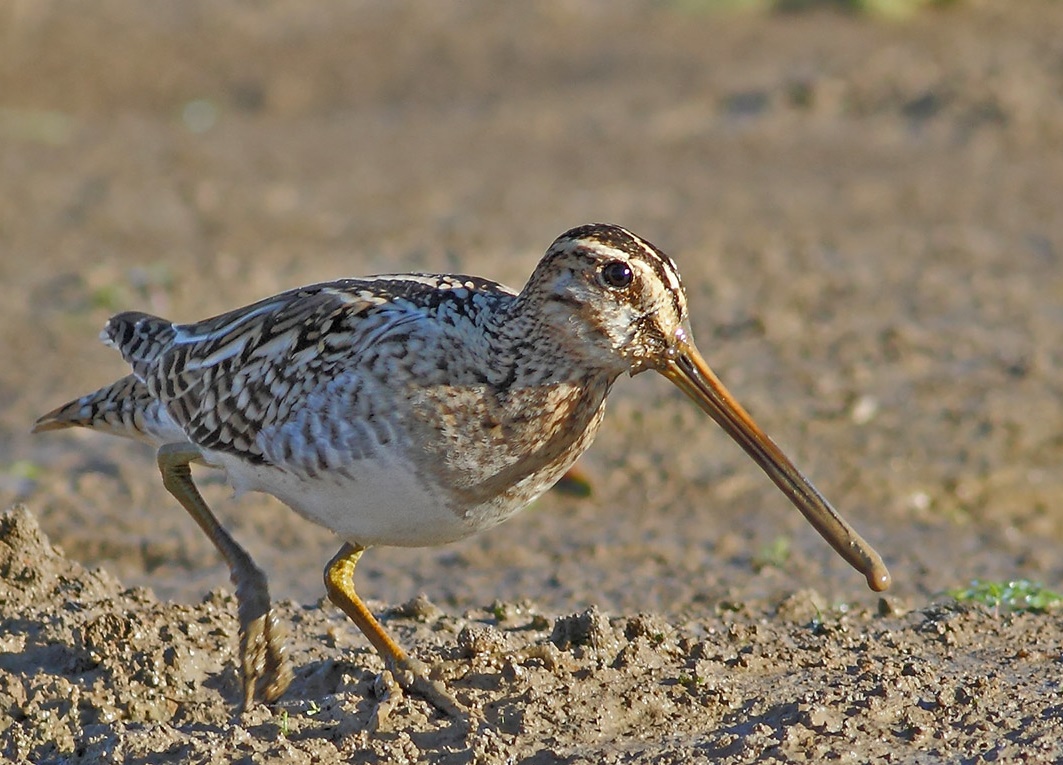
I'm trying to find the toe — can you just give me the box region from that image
[392,656,464,718]
[260,609,293,702]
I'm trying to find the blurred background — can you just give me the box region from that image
[2,0,1062,616]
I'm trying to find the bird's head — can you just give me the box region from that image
[525,223,693,376]
[524,223,890,593]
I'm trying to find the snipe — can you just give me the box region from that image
[35,223,890,715]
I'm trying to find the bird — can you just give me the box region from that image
[34,223,890,715]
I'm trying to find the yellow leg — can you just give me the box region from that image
[325,543,462,716]
[157,443,292,710]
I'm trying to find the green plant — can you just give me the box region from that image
[947,579,1063,614]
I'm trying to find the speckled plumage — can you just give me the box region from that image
[35,223,889,716]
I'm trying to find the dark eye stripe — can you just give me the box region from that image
[551,223,687,321]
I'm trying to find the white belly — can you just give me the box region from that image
[205,450,479,548]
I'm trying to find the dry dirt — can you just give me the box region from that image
[3,1,1063,762]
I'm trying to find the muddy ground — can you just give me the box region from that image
[2,1,1063,762]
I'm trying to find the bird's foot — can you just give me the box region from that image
[387,654,464,718]
[237,606,292,710]
[232,567,292,710]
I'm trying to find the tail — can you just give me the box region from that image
[100,310,177,379]
[34,311,186,444]
[35,374,143,434]
[33,376,184,446]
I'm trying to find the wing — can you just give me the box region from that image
[106,276,515,466]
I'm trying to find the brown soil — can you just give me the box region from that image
[3,2,1063,762]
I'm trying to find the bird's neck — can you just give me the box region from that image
[483,291,623,390]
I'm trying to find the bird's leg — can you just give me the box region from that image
[324,543,462,717]
[157,443,292,710]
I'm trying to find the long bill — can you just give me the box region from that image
[659,330,891,592]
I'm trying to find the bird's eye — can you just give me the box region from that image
[600,261,633,289]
